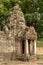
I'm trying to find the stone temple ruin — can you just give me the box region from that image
[0,4,37,60]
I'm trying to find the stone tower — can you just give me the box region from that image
[6,4,26,38]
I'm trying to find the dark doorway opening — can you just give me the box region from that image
[28,40,30,55]
[22,40,25,54]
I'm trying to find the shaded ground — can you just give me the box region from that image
[0,60,43,65]
[0,55,43,65]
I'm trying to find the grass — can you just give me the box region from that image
[36,55,43,59]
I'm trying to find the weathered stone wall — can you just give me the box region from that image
[0,31,14,53]
[36,47,43,55]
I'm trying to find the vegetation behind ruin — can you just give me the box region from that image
[0,0,43,46]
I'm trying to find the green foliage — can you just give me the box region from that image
[37,39,43,47]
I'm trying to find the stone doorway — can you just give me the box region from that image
[21,39,36,56]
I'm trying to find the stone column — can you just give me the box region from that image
[34,40,36,55]
[30,40,33,55]
[24,40,29,56]
[16,40,22,55]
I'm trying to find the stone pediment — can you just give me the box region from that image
[25,26,37,40]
